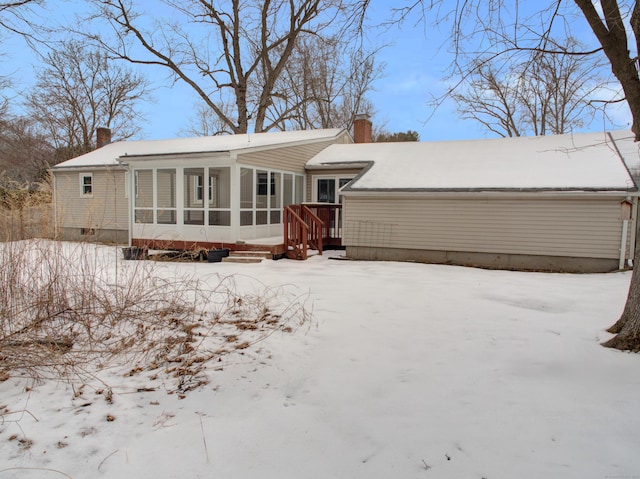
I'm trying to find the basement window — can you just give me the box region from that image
[80,173,93,197]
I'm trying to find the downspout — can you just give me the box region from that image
[630,196,638,268]
[620,195,636,269]
[620,218,629,270]
[119,161,132,247]
[52,171,58,239]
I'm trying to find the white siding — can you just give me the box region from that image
[237,140,338,173]
[55,169,128,231]
[343,195,630,260]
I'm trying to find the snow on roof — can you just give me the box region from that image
[53,128,345,169]
[608,129,640,178]
[308,131,637,191]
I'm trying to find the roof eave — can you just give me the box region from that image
[342,186,639,196]
[51,164,126,172]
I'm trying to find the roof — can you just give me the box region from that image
[308,130,638,192]
[53,128,346,169]
[608,130,640,180]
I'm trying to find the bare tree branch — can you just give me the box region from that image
[80,0,360,134]
[25,40,151,162]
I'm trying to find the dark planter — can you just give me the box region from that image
[122,246,147,260]
[207,248,230,263]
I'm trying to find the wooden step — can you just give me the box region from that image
[229,251,273,260]
[222,256,263,264]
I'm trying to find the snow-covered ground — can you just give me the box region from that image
[1,246,639,479]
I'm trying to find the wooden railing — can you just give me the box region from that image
[284,205,323,260]
[283,204,342,260]
[304,204,343,246]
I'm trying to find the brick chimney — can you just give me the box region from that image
[96,127,112,148]
[353,114,372,143]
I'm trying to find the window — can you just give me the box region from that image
[314,177,353,203]
[208,167,231,226]
[184,168,205,225]
[80,173,93,197]
[256,170,269,208]
[283,174,293,207]
[157,169,176,224]
[134,170,153,223]
[239,168,299,227]
[240,168,254,226]
[270,172,281,224]
[317,178,336,203]
[194,175,204,203]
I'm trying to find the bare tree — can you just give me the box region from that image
[181,100,236,137]
[84,0,363,134]
[452,60,524,137]
[365,0,640,351]
[453,44,603,137]
[0,75,9,116]
[266,35,381,131]
[0,0,42,36]
[0,115,53,185]
[25,40,150,162]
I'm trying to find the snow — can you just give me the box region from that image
[609,130,640,177]
[309,130,637,191]
[2,244,640,479]
[53,128,345,169]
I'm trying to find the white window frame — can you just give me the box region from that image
[193,174,204,204]
[80,173,93,198]
[312,175,353,203]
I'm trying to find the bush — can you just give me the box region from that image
[0,240,310,395]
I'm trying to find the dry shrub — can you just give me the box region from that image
[0,174,54,242]
[0,240,311,394]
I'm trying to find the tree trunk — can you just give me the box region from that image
[573,0,640,351]
[603,223,640,349]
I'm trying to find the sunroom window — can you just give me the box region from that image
[134,170,153,223]
[208,167,231,226]
[157,169,176,224]
[239,167,303,227]
[240,167,254,226]
[184,168,205,225]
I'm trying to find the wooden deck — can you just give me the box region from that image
[132,203,342,260]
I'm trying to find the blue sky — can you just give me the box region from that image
[1,1,633,142]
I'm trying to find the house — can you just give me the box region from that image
[309,130,639,273]
[52,120,640,272]
[52,127,353,250]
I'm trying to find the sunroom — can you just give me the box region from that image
[127,154,305,252]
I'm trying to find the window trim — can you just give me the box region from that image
[193,174,204,204]
[312,175,354,203]
[239,167,303,227]
[80,173,93,198]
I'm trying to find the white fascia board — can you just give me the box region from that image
[341,189,639,199]
[51,165,127,172]
[305,161,370,170]
[233,129,349,156]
